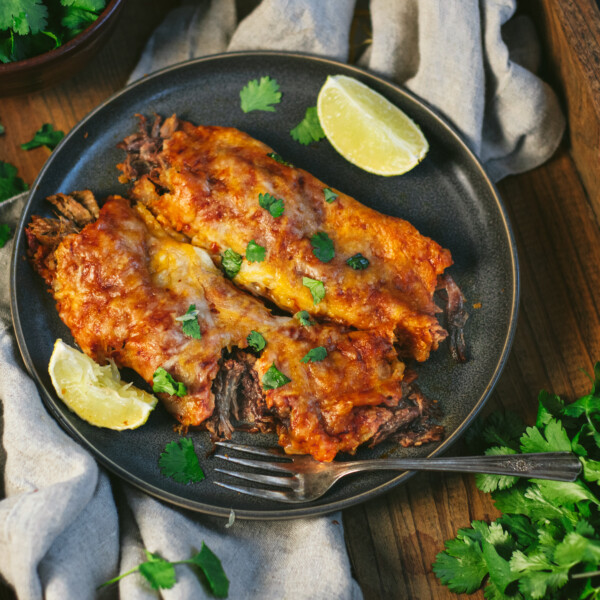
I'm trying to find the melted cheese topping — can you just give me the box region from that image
[126,122,453,361]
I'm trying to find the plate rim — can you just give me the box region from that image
[10,50,520,520]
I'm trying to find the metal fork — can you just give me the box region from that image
[213,441,582,503]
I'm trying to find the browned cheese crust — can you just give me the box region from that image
[119,117,453,362]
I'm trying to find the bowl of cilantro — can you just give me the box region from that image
[0,0,125,96]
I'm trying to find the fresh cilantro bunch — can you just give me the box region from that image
[0,0,107,64]
[434,364,600,600]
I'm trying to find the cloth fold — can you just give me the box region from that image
[1,1,565,598]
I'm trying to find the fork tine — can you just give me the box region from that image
[214,468,296,489]
[215,454,293,473]
[214,480,300,503]
[215,441,288,458]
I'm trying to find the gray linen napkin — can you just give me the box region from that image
[1,1,565,598]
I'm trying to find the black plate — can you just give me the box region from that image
[10,51,519,519]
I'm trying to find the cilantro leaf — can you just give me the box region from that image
[246,239,266,263]
[290,106,325,145]
[0,161,28,201]
[159,438,205,484]
[60,6,98,35]
[0,121,4,135]
[267,152,292,167]
[520,419,572,453]
[302,276,325,305]
[262,363,291,390]
[247,330,266,352]
[152,367,187,397]
[346,253,370,270]
[21,123,64,151]
[222,248,242,279]
[301,346,327,363]
[323,187,338,203]
[0,0,48,34]
[61,0,106,10]
[433,525,487,593]
[295,310,314,327]
[0,224,10,248]
[474,446,519,493]
[175,304,202,339]
[240,76,281,113]
[138,551,177,590]
[258,192,284,218]
[310,231,335,263]
[190,543,230,598]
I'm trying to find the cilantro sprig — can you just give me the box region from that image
[262,363,291,390]
[246,239,266,263]
[295,310,314,327]
[0,161,28,201]
[247,330,266,352]
[240,76,281,113]
[310,231,335,263]
[0,1,107,64]
[222,248,243,279]
[434,364,600,600]
[0,224,10,248]
[99,543,229,597]
[302,276,325,305]
[290,106,325,145]
[159,437,204,484]
[301,346,327,363]
[21,123,64,151]
[258,192,285,218]
[152,367,187,397]
[323,188,338,203]
[175,304,202,339]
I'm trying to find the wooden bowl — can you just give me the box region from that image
[0,0,125,97]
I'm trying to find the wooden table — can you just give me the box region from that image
[2,1,599,598]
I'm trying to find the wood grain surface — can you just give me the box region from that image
[1,1,598,599]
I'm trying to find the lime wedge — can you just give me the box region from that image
[48,339,157,430]
[317,75,429,176]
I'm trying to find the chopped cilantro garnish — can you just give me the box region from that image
[152,367,187,397]
[258,192,284,218]
[262,363,291,390]
[295,310,314,327]
[158,437,204,484]
[246,239,266,263]
[301,346,327,363]
[21,123,64,150]
[346,253,370,270]
[290,106,325,145]
[175,304,202,339]
[0,224,10,248]
[0,121,4,135]
[247,330,266,352]
[310,231,335,263]
[222,248,243,278]
[0,161,28,201]
[323,188,338,203]
[99,543,229,597]
[267,152,293,167]
[240,76,281,113]
[302,276,325,305]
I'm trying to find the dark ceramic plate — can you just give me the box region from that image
[10,52,519,519]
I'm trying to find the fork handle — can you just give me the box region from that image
[335,452,581,482]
